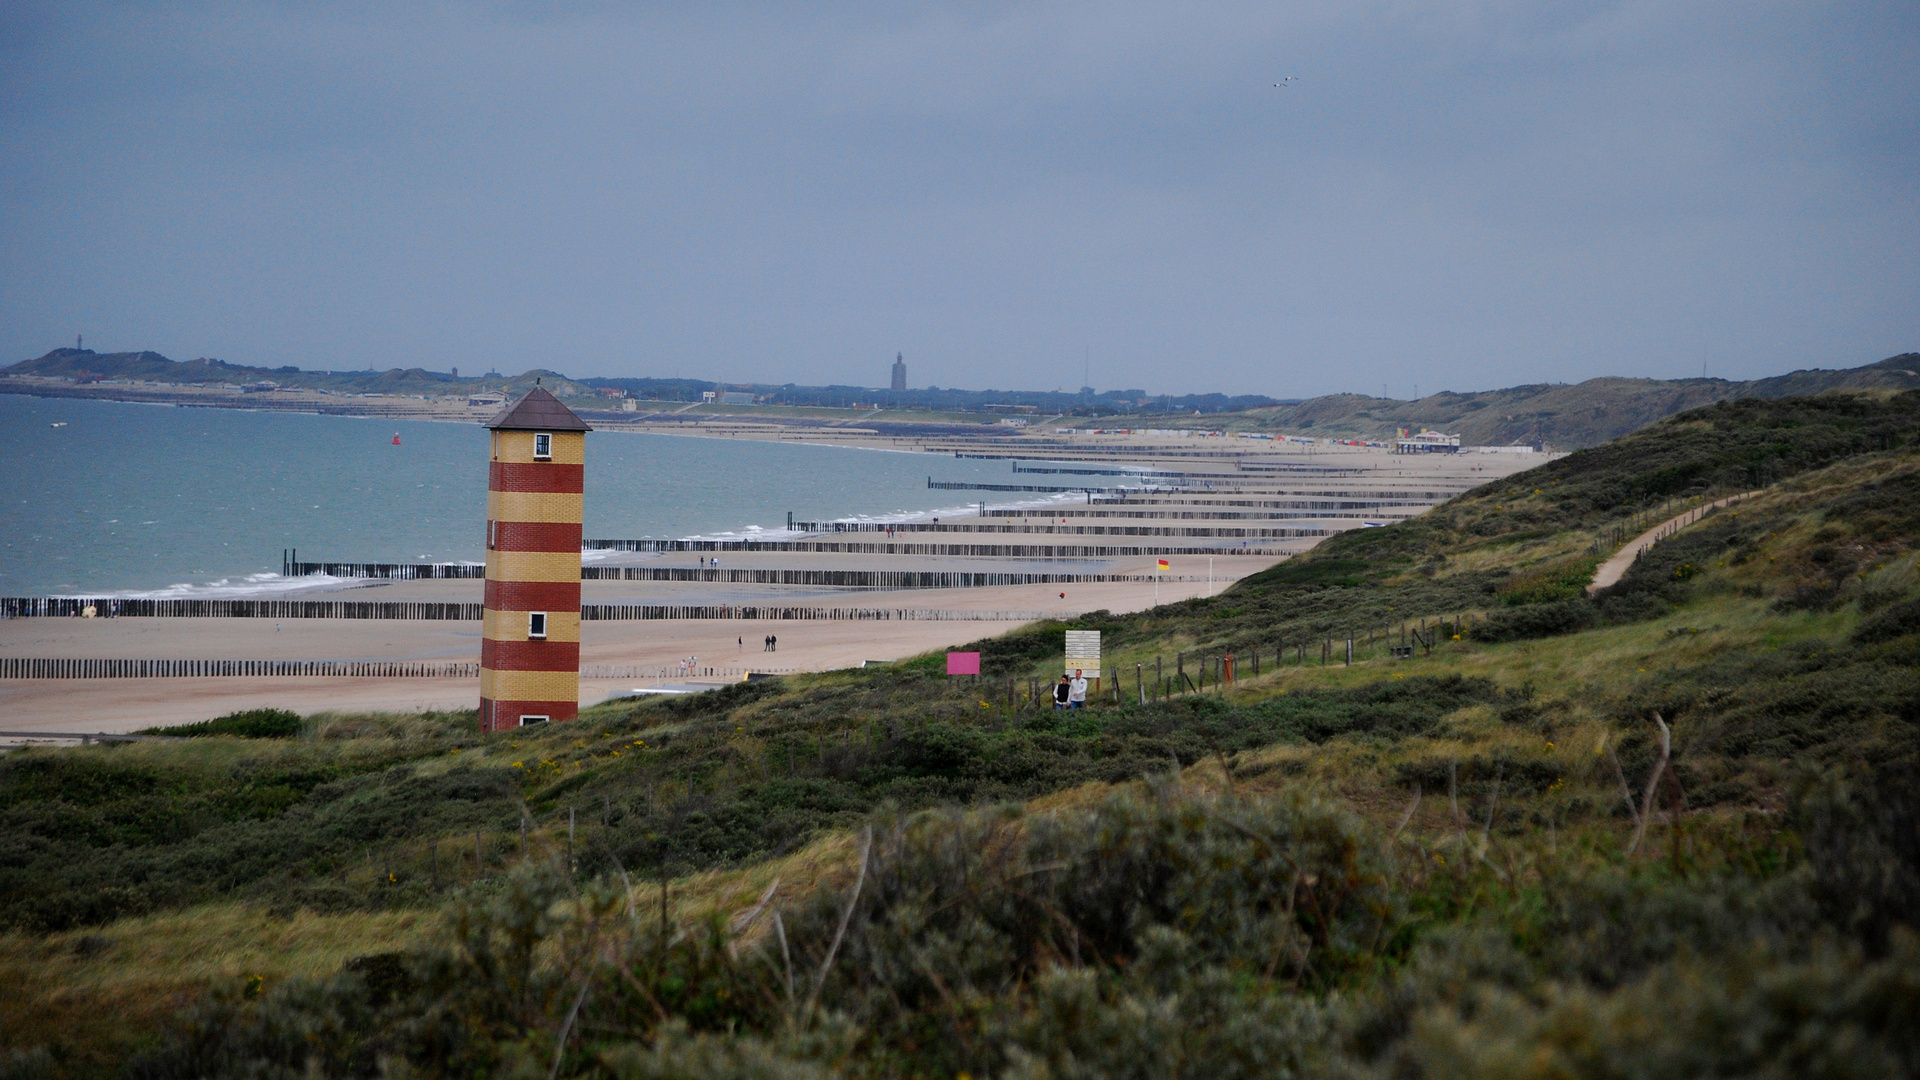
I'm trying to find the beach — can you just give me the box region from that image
[0,409,1547,737]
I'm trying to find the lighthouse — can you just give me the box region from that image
[480,386,591,731]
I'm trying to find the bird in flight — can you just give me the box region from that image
[1274,76,1297,87]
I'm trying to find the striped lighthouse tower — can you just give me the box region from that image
[480,387,591,732]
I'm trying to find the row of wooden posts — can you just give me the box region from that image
[954,615,1475,710]
[0,598,1055,622]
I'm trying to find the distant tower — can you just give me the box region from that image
[75,334,82,351]
[480,387,591,732]
[891,352,907,392]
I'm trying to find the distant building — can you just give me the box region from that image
[719,391,757,405]
[891,353,907,391]
[1394,430,1461,454]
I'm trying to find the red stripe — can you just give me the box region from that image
[481,698,578,731]
[489,462,583,494]
[490,521,582,553]
[482,639,580,671]
[485,579,581,610]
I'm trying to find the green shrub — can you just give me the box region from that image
[1855,597,1920,644]
[1469,600,1598,642]
[143,708,304,739]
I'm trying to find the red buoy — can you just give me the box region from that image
[392,433,401,445]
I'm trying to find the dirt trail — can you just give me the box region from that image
[1587,491,1757,595]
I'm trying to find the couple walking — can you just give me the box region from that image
[1052,670,1088,709]
[761,634,779,652]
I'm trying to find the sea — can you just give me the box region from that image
[0,394,1073,598]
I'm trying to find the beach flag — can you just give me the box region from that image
[1157,559,1170,572]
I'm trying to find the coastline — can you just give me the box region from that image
[1,377,1552,735]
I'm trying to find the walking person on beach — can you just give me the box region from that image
[770,634,777,652]
[1069,670,1088,709]
[1052,675,1071,710]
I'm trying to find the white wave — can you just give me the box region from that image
[104,572,381,601]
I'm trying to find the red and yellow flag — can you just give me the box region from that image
[1157,559,1170,572]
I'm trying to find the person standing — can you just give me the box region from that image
[1068,670,1088,709]
[1052,675,1072,710]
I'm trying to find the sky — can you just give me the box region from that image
[1,2,1914,399]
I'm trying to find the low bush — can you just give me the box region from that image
[143,708,304,739]
[1469,599,1598,642]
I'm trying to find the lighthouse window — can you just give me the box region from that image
[534,433,552,459]
[528,612,548,639]
[519,715,549,726]
[487,519,497,549]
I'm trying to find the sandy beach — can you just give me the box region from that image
[1,423,1545,737]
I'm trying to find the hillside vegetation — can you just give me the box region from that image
[1134,351,1920,447]
[3,390,1919,1078]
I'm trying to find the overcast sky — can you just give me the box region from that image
[1,2,1914,398]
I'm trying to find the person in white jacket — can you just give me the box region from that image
[1068,670,1088,708]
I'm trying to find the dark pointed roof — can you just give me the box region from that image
[486,386,592,432]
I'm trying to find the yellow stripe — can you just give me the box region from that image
[485,550,582,582]
[482,610,580,642]
[487,491,584,523]
[481,668,580,701]
[492,430,586,465]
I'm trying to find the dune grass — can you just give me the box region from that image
[3,392,1918,1077]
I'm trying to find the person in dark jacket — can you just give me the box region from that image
[1053,675,1072,709]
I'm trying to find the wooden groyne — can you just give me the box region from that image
[928,478,1173,494]
[581,540,1292,556]
[0,598,1060,623]
[0,658,481,679]
[283,559,485,579]
[1,598,482,619]
[582,605,1054,621]
[580,568,1215,587]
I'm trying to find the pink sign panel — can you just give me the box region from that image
[946,651,982,675]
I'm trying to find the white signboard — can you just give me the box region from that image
[1064,630,1101,679]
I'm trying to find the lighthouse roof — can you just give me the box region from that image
[486,386,592,432]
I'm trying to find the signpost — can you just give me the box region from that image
[1065,630,1101,691]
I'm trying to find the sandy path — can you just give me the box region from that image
[1587,492,1756,595]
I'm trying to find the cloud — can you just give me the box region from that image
[0,1,1913,396]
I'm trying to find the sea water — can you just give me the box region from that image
[0,394,1069,597]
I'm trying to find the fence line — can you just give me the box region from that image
[581,540,1293,556]
[580,568,1224,587]
[578,605,1056,621]
[286,561,485,579]
[1,598,1063,623]
[0,658,480,679]
[1,598,483,620]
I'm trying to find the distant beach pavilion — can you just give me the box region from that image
[480,386,591,731]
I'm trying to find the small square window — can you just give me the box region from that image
[519,715,549,726]
[534,433,552,459]
[528,611,547,639]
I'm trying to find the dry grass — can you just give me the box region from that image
[0,904,433,1063]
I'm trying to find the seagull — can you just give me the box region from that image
[1274,77,1297,87]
